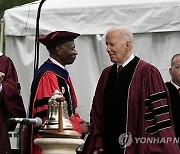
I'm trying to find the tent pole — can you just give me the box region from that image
[0,18,4,53]
[34,0,46,76]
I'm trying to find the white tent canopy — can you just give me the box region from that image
[4,0,180,36]
[3,0,180,121]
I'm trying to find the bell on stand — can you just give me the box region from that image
[39,88,81,139]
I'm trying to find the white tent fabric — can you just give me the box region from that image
[3,0,180,121]
[4,0,180,35]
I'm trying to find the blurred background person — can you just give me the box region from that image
[165,53,180,148]
[0,52,26,154]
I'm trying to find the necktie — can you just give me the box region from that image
[117,65,122,75]
[117,65,122,79]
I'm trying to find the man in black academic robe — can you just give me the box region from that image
[165,53,180,148]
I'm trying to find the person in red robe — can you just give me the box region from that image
[165,54,180,148]
[0,53,26,154]
[82,27,180,154]
[25,31,91,154]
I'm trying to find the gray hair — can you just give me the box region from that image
[107,26,134,44]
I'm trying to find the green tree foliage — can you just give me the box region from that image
[0,0,36,19]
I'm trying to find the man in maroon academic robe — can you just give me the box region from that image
[82,27,180,154]
[25,31,90,154]
[0,53,26,154]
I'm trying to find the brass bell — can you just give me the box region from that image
[39,88,81,138]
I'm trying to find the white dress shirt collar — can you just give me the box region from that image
[49,57,65,70]
[119,54,135,67]
[170,81,180,90]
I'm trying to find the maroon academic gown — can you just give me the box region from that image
[83,56,180,154]
[0,55,26,154]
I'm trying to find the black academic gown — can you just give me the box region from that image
[165,82,180,147]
